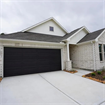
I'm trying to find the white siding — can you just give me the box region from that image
[28,20,66,36]
[69,29,88,44]
[98,32,105,42]
[70,43,94,70]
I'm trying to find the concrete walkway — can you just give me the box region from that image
[0,70,105,105]
[73,68,92,76]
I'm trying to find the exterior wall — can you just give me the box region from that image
[28,20,66,36]
[0,46,3,77]
[0,40,66,77]
[96,32,105,70]
[69,29,88,44]
[70,43,94,70]
[62,45,67,70]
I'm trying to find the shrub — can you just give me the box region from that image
[103,76,105,79]
[102,69,105,72]
[71,70,75,71]
[91,73,96,76]
[97,71,102,75]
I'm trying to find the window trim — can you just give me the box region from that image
[103,44,105,60]
[49,26,54,31]
[99,44,103,61]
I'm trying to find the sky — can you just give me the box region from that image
[0,0,105,34]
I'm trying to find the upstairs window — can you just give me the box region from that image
[49,26,54,31]
[99,44,103,61]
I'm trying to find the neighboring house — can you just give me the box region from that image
[0,17,105,77]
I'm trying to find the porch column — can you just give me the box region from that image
[67,43,70,61]
[66,42,72,71]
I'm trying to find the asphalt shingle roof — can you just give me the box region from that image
[0,27,82,43]
[78,28,105,43]
[0,32,62,43]
[0,27,104,43]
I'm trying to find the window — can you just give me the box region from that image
[49,26,54,31]
[99,44,103,61]
[104,45,105,60]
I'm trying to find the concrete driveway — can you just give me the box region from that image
[0,71,105,105]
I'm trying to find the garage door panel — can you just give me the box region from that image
[5,69,22,77]
[4,47,61,77]
[5,61,22,68]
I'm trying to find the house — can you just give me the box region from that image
[0,17,105,77]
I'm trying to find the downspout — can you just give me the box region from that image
[91,41,96,71]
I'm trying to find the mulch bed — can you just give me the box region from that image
[64,70,78,74]
[0,78,2,82]
[82,71,105,84]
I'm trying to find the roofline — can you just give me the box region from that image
[77,40,96,45]
[63,26,90,41]
[0,38,65,46]
[95,29,105,41]
[83,26,90,33]
[67,26,90,40]
[21,17,68,33]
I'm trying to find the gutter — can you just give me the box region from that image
[77,40,96,45]
[0,38,65,46]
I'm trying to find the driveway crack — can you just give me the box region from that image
[39,74,81,105]
[98,100,105,105]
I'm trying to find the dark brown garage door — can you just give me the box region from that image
[4,47,61,77]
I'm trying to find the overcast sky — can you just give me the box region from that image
[0,0,105,34]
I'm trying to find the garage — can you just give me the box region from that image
[4,47,61,77]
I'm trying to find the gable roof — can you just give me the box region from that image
[22,17,68,33]
[0,27,83,43]
[78,28,105,43]
[62,27,83,40]
[62,26,90,42]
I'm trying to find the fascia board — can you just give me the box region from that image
[22,17,52,32]
[77,40,95,45]
[95,29,105,41]
[66,27,84,41]
[66,26,90,41]
[22,17,68,33]
[0,38,65,46]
